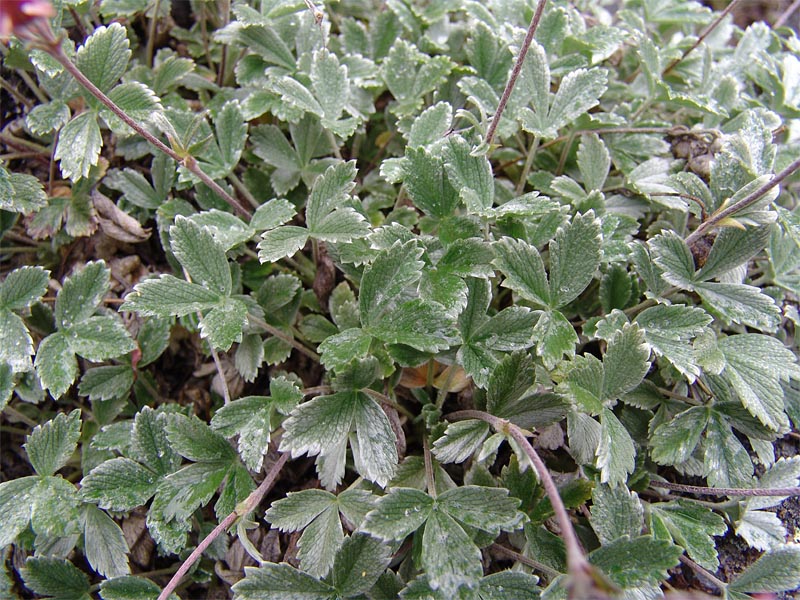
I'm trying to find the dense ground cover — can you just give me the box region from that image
[2,0,800,598]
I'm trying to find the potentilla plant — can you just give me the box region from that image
[1,0,800,598]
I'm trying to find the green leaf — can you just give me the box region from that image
[121,275,221,317]
[80,457,158,510]
[251,198,297,232]
[407,102,452,148]
[719,334,800,431]
[443,135,494,213]
[403,147,460,218]
[130,407,180,476]
[306,161,357,230]
[635,304,712,381]
[437,486,523,535]
[200,296,248,350]
[55,261,109,329]
[493,237,550,307]
[75,23,131,93]
[596,408,635,487]
[533,310,578,369]
[99,576,173,600]
[422,508,483,595]
[332,533,391,597]
[704,411,753,488]
[696,282,781,332]
[310,49,349,122]
[79,365,135,401]
[0,266,49,311]
[352,393,399,487]
[55,111,103,181]
[650,230,697,288]
[650,501,727,570]
[359,241,423,327]
[518,45,608,140]
[216,101,247,171]
[577,134,610,192]
[21,557,92,600]
[281,391,397,489]
[318,328,372,371]
[82,504,130,578]
[165,413,237,463]
[588,536,682,587]
[104,83,161,135]
[549,212,601,308]
[68,316,136,361]
[368,299,454,353]
[0,169,48,213]
[360,487,434,541]
[432,420,491,464]
[233,23,295,70]
[696,226,772,282]
[212,395,271,470]
[0,310,35,372]
[728,544,800,593]
[25,409,81,477]
[601,323,651,401]
[26,101,71,136]
[590,484,643,544]
[736,509,786,551]
[651,406,711,466]
[0,476,39,546]
[258,226,310,262]
[185,210,253,251]
[232,563,335,600]
[170,216,231,296]
[34,332,77,398]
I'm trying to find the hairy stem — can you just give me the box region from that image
[484,0,548,148]
[490,543,561,579]
[774,0,800,28]
[445,410,589,574]
[36,30,252,219]
[651,480,800,497]
[685,154,800,247]
[662,0,743,77]
[156,452,289,600]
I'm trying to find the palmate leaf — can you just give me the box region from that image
[280,391,397,489]
[359,240,423,327]
[363,486,523,596]
[401,147,460,218]
[696,282,781,332]
[432,420,491,464]
[704,411,753,488]
[0,266,49,311]
[80,457,159,510]
[34,332,78,398]
[266,489,376,578]
[211,395,272,471]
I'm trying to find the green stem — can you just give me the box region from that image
[422,434,436,498]
[145,0,162,67]
[679,554,728,591]
[516,135,539,195]
[362,388,415,420]
[248,314,320,362]
[490,543,561,579]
